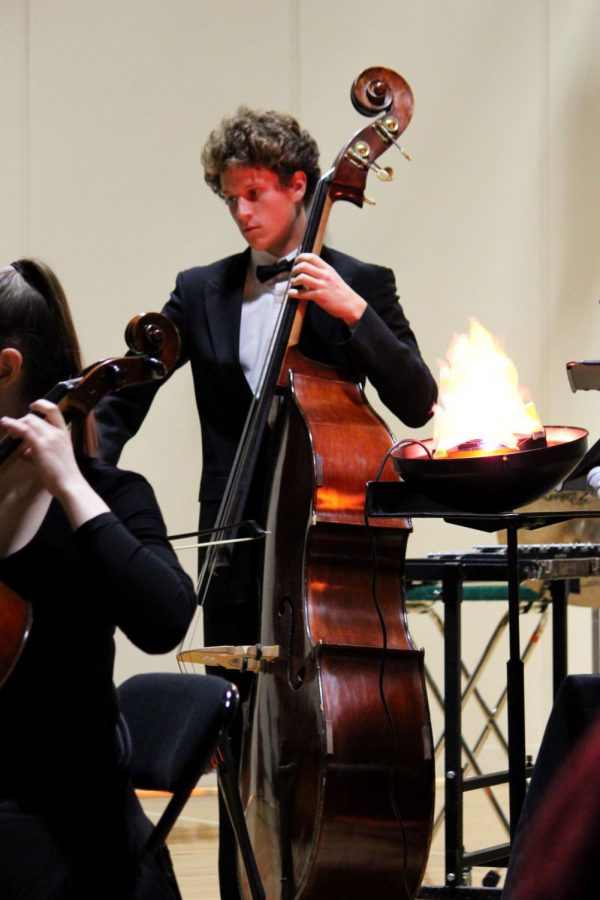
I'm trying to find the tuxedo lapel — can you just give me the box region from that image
[204,249,250,373]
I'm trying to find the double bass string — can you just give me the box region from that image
[178,172,334,667]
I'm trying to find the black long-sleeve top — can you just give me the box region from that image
[0,457,196,803]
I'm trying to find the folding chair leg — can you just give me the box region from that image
[154,845,184,900]
[217,736,265,900]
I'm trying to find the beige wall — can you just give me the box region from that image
[1,0,599,757]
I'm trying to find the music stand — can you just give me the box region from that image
[566,359,600,392]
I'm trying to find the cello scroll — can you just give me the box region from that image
[56,312,180,421]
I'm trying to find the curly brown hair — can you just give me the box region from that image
[201,106,321,205]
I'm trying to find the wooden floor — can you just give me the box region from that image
[142,781,508,898]
[142,790,220,898]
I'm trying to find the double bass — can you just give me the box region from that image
[181,67,434,899]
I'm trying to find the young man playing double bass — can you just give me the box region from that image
[96,106,437,898]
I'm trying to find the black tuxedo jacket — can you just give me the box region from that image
[96,245,436,516]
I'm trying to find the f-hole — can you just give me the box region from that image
[277,595,305,689]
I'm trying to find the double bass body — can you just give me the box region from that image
[239,351,434,898]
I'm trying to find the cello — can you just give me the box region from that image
[0,312,180,689]
[180,67,434,899]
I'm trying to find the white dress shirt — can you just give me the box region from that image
[239,249,296,393]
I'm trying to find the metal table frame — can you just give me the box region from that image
[412,595,549,845]
[366,481,600,899]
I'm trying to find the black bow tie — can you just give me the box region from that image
[255,258,294,283]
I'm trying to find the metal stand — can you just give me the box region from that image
[592,609,600,674]
[504,523,525,834]
[366,481,600,897]
[410,597,546,843]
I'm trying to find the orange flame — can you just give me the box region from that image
[432,319,543,458]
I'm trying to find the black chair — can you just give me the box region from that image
[117,671,237,849]
[117,672,264,899]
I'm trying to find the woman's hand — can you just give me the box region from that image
[288,252,367,326]
[0,400,109,529]
[2,400,78,495]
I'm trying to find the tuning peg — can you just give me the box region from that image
[370,162,394,182]
[374,116,412,160]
